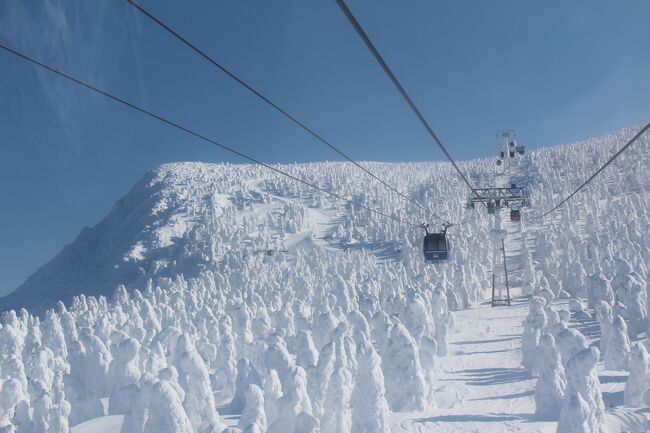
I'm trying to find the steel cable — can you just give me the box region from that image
[530,121,650,219]
[0,42,424,228]
[333,0,479,200]
[125,0,449,225]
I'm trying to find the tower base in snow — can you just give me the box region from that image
[491,238,511,307]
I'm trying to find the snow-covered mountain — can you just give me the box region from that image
[3,127,647,316]
[0,126,648,433]
[1,156,495,315]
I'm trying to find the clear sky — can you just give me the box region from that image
[1,0,649,295]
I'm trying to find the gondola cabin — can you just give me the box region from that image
[510,209,521,222]
[496,159,502,166]
[516,144,525,155]
[423,232,448,261]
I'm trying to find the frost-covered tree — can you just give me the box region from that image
[175,335,220,432]
[557,393,591,433]
[78,328,112,396]
[263,369,283,425]
[216,329,238,396]
[351,340,390,433]
[266,366,314,433]
[43,312,69,374]
[522,297,547,372]
[431,289,454,356]
[238,384,267,432]
[587,274,614,308]
[295,331,318,369]
[382,323,428,411]
[604,315,630,371]
[314,342,335,418]
[120,377,156,433]
[279,366,313,417]
[225,358,262,414]
[624,342,650,406]
[143,380,193,433]
[534,333,565,420]
[560,347,606,433]
[264,341,294,386]
[418,336,437,406]
[293,412,320,433]
[555,328,589,368]
[321,345,352,433]
[0,378,28,432]
[594,301,613,357]
[30,381,51,433]
[108,337,141,414]
[401,294,434,342]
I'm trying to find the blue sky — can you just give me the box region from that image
[1,0,649,295]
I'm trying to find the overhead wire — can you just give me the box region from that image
[125,0,448,226]
[333,0,479,200]
[333,0,649,223]
[530,121,650,219]
[0,42,424,228]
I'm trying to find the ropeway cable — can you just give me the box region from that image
[125,0,449,225]
[0,42,424,229]
[530,121,650,219]
[333,0,479,201]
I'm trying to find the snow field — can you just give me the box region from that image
[0,126,648,432]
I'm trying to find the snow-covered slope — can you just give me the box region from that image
[1,156,496,315]
[0,126,647,433]
[3,127,647,316]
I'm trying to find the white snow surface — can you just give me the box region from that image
[0,126,648,433]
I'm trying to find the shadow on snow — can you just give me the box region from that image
[468,389,534,401]
[448,367,532,386]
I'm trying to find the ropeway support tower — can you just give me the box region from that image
[490,217,510,306]
[466,130,529,306]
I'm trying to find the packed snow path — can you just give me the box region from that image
[391,295,557,433]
